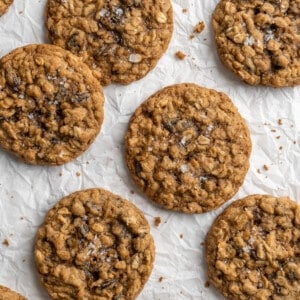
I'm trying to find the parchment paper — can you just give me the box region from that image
[0,0,299,299]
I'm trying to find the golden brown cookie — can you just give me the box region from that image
[206,194,300,300]
[0,44,104,165]
[212,0,300,87]
[0,285,26,300]
[0,0,13,16]
[35,188,155,300]
[46,0,173,85]
[125,83,251,213]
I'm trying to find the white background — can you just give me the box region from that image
[0,0,299,299]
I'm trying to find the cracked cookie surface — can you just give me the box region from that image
[0,285,26,300]
[125,83,251,213]
[212,0,300,87]
[46,0,173,85]
[0,44,104,165]
[0,0,13,16]
[206,195,300,300]
[35,188,155,300]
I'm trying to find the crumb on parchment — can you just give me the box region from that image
[154,216,161,227]
[175,51,186,60]
[263,165,269,171]
[2,239,9,246]
[194,21,205,34]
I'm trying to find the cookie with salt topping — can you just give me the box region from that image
[35,188,155,300]
[0,285,26,300]
[125,83,251,213]
[0,0,13,16]
[206,194,300,299]
[46,0,173,85]
[0,44,104,165]
[212,0,300,87]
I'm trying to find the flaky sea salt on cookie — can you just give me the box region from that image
[0,285,26,300]
[35,188,155,300]
[125,83,251,213]
[0,0,13,16]
[46,0,173,85]
[212,0,300,87]
[0,44,104,165]
[206,194,300,299]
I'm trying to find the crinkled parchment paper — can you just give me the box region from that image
[0,0,299,299]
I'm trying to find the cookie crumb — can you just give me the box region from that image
[2,239,9,246]
[278,119,283,125]
[175,51,186,60]
[76,172,81,177]
[189,34,195,40]
[22,259,26,262]
[257,168,261,174]
[263,165,269,171]
[180,234,183,239]
[59,172,62,176]
[159,276,164,282]
[130,190,135,194]
[182,8,187,13]
[200,241,204,246]
[276,136,280,139]
[154,217,161,227]
[294,141,296,144]
[194,21,205,34]
[205,281,210,288]
[20,217,24,220]
[271,129,276,132]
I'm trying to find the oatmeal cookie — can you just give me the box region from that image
[35,188,155,300]
[206,194,300,300]
[0,285,26,300]
[0,0,13,16]
[46,0,173,85]
[125,83,251,213]
[212,0,300,87]
[0,44,104,165]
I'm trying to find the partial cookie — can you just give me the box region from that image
[46,0,173,85]
[35,188,155,300]
[0,285,26,300]
[0,0,13,16]
[125,83,251,213]
[212,0,300,87]
[206,195,300,300]
[0,44,104,165]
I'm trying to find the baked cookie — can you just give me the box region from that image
[35,188,155,300]
[212,0,300,87]
[46,0,173,85]
[206,195,300,300]
[125,83,251,213]
[0,285,26,300]
[0,44,104,165]
[0,0,13,16]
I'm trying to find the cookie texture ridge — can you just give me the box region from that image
[46,0,173,85]
[35,188,155,300]
[0,285,26,300]
[212,0,300,87]
[206,194,300,300]
[0,0,13,16]
[0,44,104,165]
[125,83,251,213]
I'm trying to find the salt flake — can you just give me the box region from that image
[180,164,189,173]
